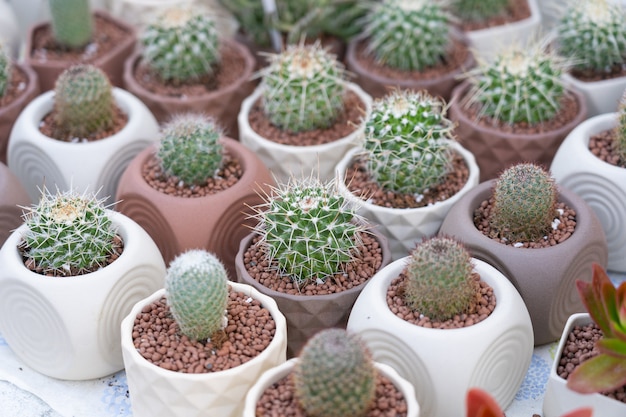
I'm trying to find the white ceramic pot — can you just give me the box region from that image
[335,141,480,261]
[242,358,420,417]
[121,284,288,417]
[238,82,373,184]
[0,210,166,380]
[550,113,626,272]
[347,257,534,417]
[0,1,20,58]
[563,73,626,118]
[7,88,159,205]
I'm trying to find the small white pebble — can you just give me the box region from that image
[551,218,561,230]
[513,242,524,248]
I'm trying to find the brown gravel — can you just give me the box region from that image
[589,128,626,168]
[0,65,30,107]
[569,64,626,83]
[455,0,531,32]
[38,105,128,142]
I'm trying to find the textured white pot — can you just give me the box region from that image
[0,210,166,380]
[347,257,534,417]
[563,73,626,118]
[0,1,20,58]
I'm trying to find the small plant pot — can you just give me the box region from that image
[563,72,626,118]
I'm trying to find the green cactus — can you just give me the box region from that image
[614,93,626,165]
[251,175,367,287]
[52,64,115,140]
[490,163,558,242]
[259,42,347,133]
[0,45,11,97]
[556,0,626,74]
[403,235,477,321]
[19,188,117,277]
[451,0,510,23]
[293,328,376,417]
[49,0,93,49]
[141,5,220,84]
[363,89,456,195]
[165,249,229,341]
[363,0,453,71]
[157,113,224,186]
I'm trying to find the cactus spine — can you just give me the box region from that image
[293,328,376,417]
[49,0,93,49]
[0,45,11,97]
[451,0,510,23]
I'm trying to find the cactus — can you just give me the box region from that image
[52,64,115,139]
[157,113,224,186]
[403,235,477,321]
[451,0,510,23]
[363,89,456,195]
[251,175,367,287]
[49,0,93,49]
[615,92,626,165]
[490,163,558,242]
[141,5,220,84]
[165,249,229,341]
[259,42,347,133]
[293,328,376,417]
[19,188,118,277]
[556,0,626,74]
[363,0,453,71]
[0,45,11,97]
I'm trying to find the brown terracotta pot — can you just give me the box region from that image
[448,81,588,182]
[24,10,137,92]
[114,137,275,279]
[0,162,30,247]
[438,180,608,345]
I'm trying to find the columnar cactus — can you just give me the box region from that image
[490,163,558,242]
[615,92,626,165]
[363,89,456,195]
[53,64,115,139]
[165,249,229,341]
[141,5,220,84]
[363,0,453,71]
[49,0,93,49]
[0,45,11,97]
[451,0,510,23]
[403,236,477,321]
[157,113,224,185]
[259,42,347,133]
[293,328,376,417]
[20,188,118,277]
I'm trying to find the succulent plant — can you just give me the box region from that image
[363,0,453,71]
[258,41,347,133]
[141,5,220,84]
[49,0,93,49]
[403,235,477,321]
[615,92,626,165]
[0,45,11,97]
[489,163,558,242]
[157,113,224,186]
[52,64,115,140]
[165,249,229,341]
[363,89,456,195]
[19,188,118,277]
[293,328,376,417]
[451,0,510,23]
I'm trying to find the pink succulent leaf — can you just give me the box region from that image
[596,337,626,358]
[576,264,613,336]
[567,353,626,394]
[616,283,626,331]
[562,408,592,417]
[466,388,504,417]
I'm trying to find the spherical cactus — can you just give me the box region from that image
[0,45,11,97]
[293,328,376,417]
[451,0,510,23]
[157,113,224,186]
[165,249,229,341]
[363,89,455,195]
[53,64,115,139]
[20,188,117,277]
[363,0,452,71]
[403,235,477,321]
[490,163,558,242]
[259,42,347,133]
[49,0,93,49]
[141,5,220,84]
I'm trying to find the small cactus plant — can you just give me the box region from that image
[293,328,377,417]
[451,0,510,23]
[490,163,558,242]
[19,188,118,277]
[614,93,626,165]
[157,113,225,186]
[0,45,11,97]
[403,235,477,321]
[141,5,220,84]
[258,41,347,133]
[52,64,115,140]
[363,89,456,195]
[165,249,229,341]
[49,0,93,49]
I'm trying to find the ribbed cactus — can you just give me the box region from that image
[556,0,626,74]
[615,92,626,165]
[53,64,115,139]
[363,0,453,71]
[20,188,117,277]
[165,249,229,341]
[157,113,224,185]
[490,163,558,242]
[259,42,347,133]
[49,0,93,49]
[363,89,455,195]
[0,45,11,97]
[403,236,477,321]
[141,5,220,84]
[293,328,376,417]
[451,0,510,23]
[252,176,366,286]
